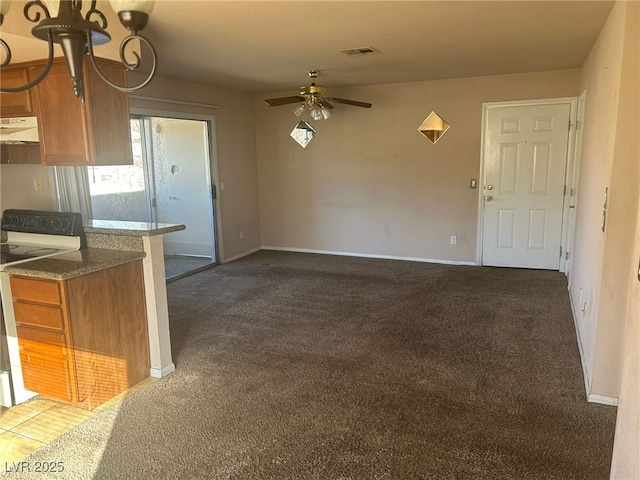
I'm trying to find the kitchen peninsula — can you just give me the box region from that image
[84,220,186,380]
[3,220,185,408]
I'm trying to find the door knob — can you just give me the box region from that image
[487,184,494,190]
[486,195,494,202]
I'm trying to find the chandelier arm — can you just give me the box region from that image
[23,0,51,22]
[85,1,108,29]
[0,38,11,68]
[87,32,157,92]
[0,32,55,92]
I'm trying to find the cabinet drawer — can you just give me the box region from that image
[14,302,64,330]
[19,349,74,403]
[10,277,61,305]
[17,326,67,355]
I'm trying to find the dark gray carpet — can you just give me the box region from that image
[2,250,616,479]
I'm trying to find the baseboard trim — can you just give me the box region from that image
[223,247,262,264]
[261,246,477,266]
[567,287,619,406]
[588,393,618,406]
[568,288,593,401]
[150,363,175,378]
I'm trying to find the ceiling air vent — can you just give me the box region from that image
[340,47,380,57]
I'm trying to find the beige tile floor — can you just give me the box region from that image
[0,377,157,465]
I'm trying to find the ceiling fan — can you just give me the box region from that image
[264,71,372,120]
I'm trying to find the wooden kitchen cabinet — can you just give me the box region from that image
[0,144,42,165]
[10,260,150,410]
[0,56,133,166]
[0,67,36,117]
[29,57,133,166]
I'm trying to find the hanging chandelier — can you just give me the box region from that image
[0,0,158,104]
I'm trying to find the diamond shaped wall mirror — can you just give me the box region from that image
[290,120,316,148]
[418,111,450,144]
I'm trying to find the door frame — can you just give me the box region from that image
[476,97,579,271]
[131,107,223,265]
[565,90,587,281]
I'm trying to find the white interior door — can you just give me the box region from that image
[482,102,571,269]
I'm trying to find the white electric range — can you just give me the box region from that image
[0,209,85,407]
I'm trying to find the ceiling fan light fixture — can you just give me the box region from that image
[264,71,372,120]
[309,105,324,121]
[292,104,306,117]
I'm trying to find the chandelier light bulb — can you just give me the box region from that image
[0,0,13,18]
[42,0,60,16]
[109,0,155,15]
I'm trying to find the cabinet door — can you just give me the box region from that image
[0,144,42,165]
[0,68,34,117]
[29,61,89,166]
[20,349,75,403]
[17,326,76,403]
[84,58,133,166]
[6,57,133,166]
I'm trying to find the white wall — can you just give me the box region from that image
[255,69,580,262]
[608,1,639,477]
[0,164,55,212]
[568,0,638,400]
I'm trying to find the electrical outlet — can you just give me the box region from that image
[239,231,244,240]
[450,235,457,245]
[33,178,43,192]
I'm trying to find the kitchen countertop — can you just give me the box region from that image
[3,248,145,280]
[84,220,186,237]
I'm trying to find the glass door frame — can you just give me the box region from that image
[130,115,155,224]
[131,107,222,268]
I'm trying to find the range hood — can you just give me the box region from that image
[0,117,39,144]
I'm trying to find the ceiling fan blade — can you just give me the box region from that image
[330,98,372,108]
[318,100,334,109]
[264,96,305,107]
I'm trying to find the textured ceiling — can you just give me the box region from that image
[144,1,614,93]
[2,1,615,94]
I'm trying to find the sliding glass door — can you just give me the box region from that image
[88,115,218,279]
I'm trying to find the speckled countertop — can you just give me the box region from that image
[84,220,186,237]
[3,248,145,280]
